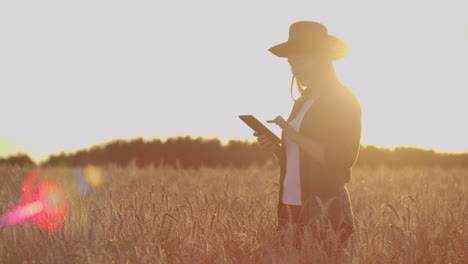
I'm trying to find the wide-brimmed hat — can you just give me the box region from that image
[268,21,348,60]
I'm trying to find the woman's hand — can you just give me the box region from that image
[267,115,300,142]
[266,115,326,166]
[253,131,281,153]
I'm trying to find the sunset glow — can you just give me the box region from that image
[0,1,467,162]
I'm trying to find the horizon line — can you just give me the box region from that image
[2,134,468,163]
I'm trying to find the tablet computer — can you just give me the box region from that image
[239,115,282,144]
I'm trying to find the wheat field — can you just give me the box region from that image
[0,164,467,264]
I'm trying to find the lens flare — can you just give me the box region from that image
[1,201,43,227]
[1,165,104,231]
[72,167,89,195]
[35,182,68,221]
[84,165,103,187]
[1,169,69,231]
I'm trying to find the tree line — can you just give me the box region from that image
[1,136,467,168]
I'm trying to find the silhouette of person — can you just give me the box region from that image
[254,21,362,250]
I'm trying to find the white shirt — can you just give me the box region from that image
[281,99,315,205]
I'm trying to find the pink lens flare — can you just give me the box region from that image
[1,201,43,227]
[32,181,68,231]
[1,169,69,231]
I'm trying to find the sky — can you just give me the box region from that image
[1,1,467,162]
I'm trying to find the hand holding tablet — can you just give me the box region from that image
[239,115,282,145]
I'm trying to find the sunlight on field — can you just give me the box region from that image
[0,164,467,263]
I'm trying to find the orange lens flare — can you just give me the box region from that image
[84,165,103,187]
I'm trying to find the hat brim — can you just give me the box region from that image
[268,35,348,60]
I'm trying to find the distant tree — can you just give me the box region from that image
[0,153,36,167]
[39,136,468,169]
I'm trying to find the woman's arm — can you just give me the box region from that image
[268,101,361,169]
[298,104,361,169]
[288,114,361,170]
[253,131,284,167]
[267,116,326,166]
[272,144,284,165]
[287,133,326,165]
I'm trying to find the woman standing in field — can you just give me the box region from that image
[254,21,362,250]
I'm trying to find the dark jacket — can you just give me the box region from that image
[276,85,362,205]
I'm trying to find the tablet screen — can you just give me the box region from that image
[239,115,282,144]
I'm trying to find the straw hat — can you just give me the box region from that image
[268,21,348,60]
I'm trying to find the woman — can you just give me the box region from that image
[254,21,362,248]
